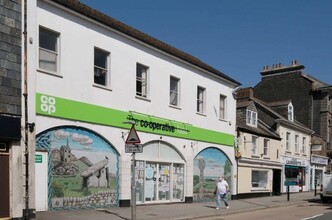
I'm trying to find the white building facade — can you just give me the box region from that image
[278,122,312,193]
[26,0,240,211]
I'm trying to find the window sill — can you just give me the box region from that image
[251,155,260,159]
[196,112,206,117]
[219,118,228,123]
[250,188,268,192]
[135,95,151,102]
[302,153,307,156]
[93,84,112,91]
[37,68,62,78]
[285,151,291,155]
[169,105,181,110]
[294,153,300,156]
[262,156,270,160]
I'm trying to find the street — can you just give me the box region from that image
[203,200,332,220]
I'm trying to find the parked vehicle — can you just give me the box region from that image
[320,173,332,203]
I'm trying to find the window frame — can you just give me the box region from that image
[252,136,258,156]
[136,63,149,98]
[295,134,299,153]
[263,139,269,157]
[286,132,291,151]
[246,109,257,127]
[219,95,226,120]
[302,137,306,154]
[197,86,206,114]
[94,47,110,87]
[169,76,180,107]
[288,103,294,121]
[251,170,268,189]
[38,26,60,74]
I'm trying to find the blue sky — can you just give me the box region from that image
[80,0,332,87]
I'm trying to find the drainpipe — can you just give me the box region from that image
[23,0,30,219]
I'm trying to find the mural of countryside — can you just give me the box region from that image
[37,127,119,209]
[193,147,232,202]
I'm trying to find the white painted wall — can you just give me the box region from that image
[28,0,239,204]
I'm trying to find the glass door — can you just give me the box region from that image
[158,163,170,201]
[172,164,184,201]
[135,160,144,204]
[144,162,157,202]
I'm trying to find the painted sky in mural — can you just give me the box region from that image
[194,148,229,178]
[51,128,117,174]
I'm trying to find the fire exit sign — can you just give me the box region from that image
[35,154,42,163]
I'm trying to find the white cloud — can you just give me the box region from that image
[54,130,71,139]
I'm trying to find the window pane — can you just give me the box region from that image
[264,139,269,156]
[172,164,184,200]
[170,77,179,106]
[39,27,58,72]
[197,87,205,113]
[136,64,148,97]
[39,29,57,51]
[220,96,225,119]
[39,48,57,72]
[252,171,268,188]
[94,48,109,86]
[252,137,257,155]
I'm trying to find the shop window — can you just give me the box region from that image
[285,166,305,186]
[251,170,268,188]
[39,27,60,73]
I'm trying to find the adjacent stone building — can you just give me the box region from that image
[254,60,332,185]
[0,0,28,219]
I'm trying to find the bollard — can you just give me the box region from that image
[314,179,317,197]
[287,185,290,201]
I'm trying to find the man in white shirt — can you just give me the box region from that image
[214,175,229,210]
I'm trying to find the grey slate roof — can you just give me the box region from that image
[50,0,241,86]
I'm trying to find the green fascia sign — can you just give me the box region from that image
[36,93,234,146]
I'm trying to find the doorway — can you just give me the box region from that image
[273,169,281,195]
[0,153,10,218]
[35,151,48,211]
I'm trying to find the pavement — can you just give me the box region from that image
[36,191,322,220]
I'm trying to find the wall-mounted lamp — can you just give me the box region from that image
[27,122,35,133]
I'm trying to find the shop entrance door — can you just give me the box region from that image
[298,169,304,192]
[0,154,10,218]
[273,169,281,195]
[158,164,170,201]
[136,161,178,203]
[35,151,48,211]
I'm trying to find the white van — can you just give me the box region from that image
[320,173,332,203]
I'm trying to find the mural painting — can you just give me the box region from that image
[36,127,119,209]
[193,147,232,202]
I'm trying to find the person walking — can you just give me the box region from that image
[214,175,229,210]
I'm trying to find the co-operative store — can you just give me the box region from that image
[34,94,236,210]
